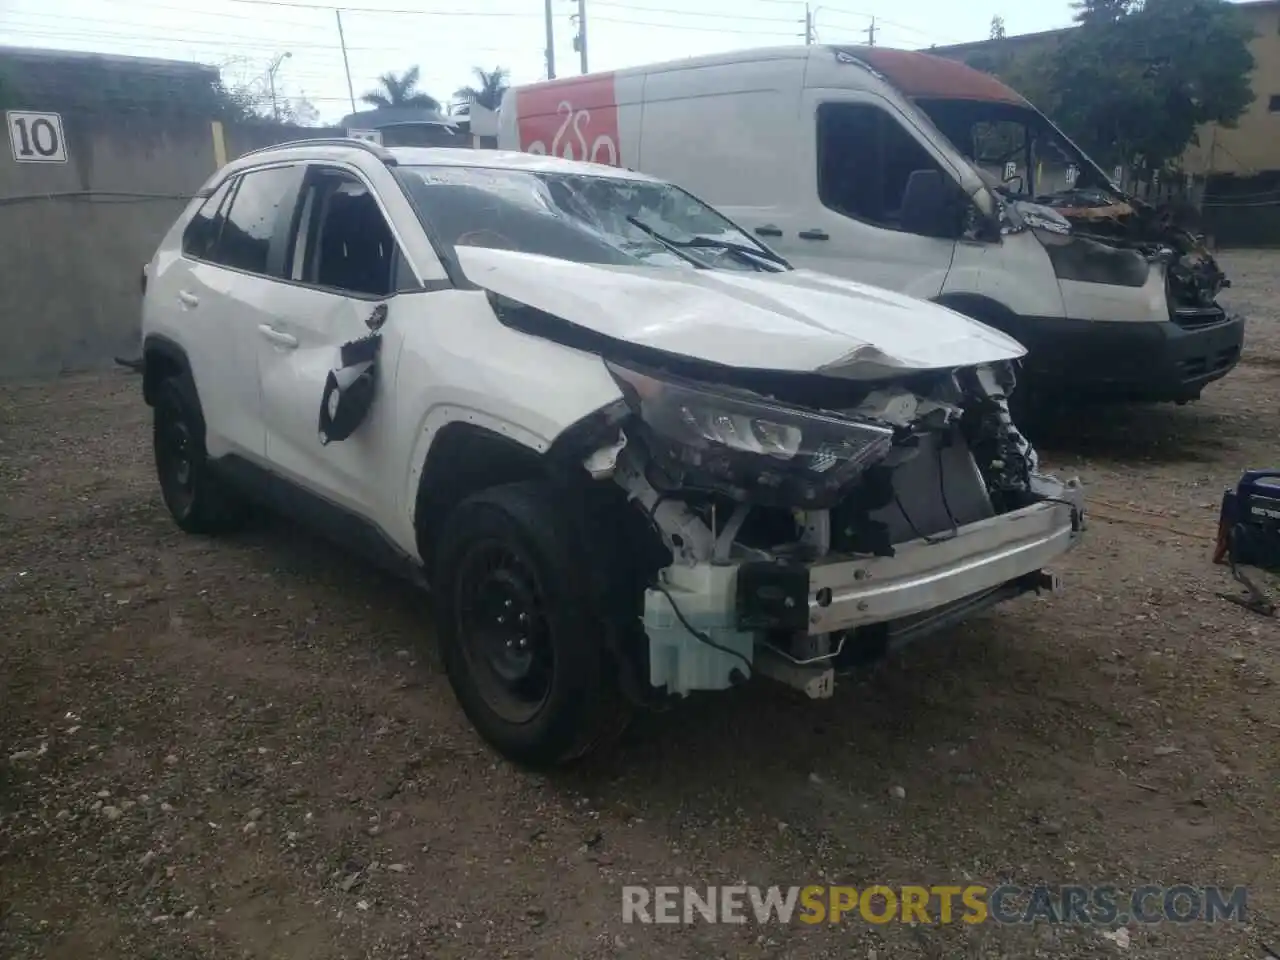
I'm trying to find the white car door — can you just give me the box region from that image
[149,169,300,461]
[766,91,957,301]
[253,163,417,533]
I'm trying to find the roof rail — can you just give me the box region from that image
[235,137,398,166]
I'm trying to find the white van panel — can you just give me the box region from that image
[1059,268,1170,324]
[945,233,1066,321]
[802,49,988,201]
[752,87,953,301]
[637,58,803,208]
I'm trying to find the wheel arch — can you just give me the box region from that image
[930,292,1023,339]
[412,421,549,571]
[142,334,192,408]
[409,401,628,571]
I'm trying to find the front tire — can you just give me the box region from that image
[153,375,247,535]
[433,481,632,768]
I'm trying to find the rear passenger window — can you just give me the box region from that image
[182,180,233,260]
[217,166,298,276]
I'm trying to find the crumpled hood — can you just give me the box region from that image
[455,246,1025,378]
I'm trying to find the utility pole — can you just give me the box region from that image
[574,0,589,74]
[266,51,291,122]
[335,10,356,114]
[866,15,876,46]
[544,0,556,78]
[804,3,814,44]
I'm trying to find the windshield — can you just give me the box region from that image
[394,165,787,273]
[915,99,1115,201]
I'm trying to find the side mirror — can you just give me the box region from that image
[318,332,382,445]
[900,169,963,239]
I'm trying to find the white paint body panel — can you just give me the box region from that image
[143,245,266,460]
[254,284,626,558]
[944,232,1068,321]
[454,245,1026,377]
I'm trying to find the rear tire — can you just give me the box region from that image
[153,375,247,535]
[433,480,632,768]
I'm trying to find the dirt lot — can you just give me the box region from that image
[2,252,1279,960]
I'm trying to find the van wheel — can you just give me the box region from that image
[153,375,247,535]
[433,481,632,768]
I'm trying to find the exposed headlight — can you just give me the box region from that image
[606,360,895,506]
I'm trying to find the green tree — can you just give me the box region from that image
[989,15,1007,40]
[1050,0,1256,177]
[453,65,510,112]
[361,66,440,111]
[1071,0,1138,24]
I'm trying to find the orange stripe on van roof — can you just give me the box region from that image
[836,46,1027,105]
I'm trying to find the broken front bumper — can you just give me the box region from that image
[736,482,1085,637]
[804,494,1082,634]
[645,480,1085,699]
[1010,312,1244,402]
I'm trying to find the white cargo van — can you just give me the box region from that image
[499,45,1244,407]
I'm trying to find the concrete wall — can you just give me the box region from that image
[0,113,336,380]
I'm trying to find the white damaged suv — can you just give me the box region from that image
[140,140,1085,766]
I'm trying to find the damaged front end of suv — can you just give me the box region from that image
[402,159,1086,711]
[570,351,1084,701]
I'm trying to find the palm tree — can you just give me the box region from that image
[453,66,510,112]
[361,66,440,111]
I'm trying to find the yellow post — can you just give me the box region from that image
[211,120,228,170]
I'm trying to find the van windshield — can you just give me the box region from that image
[394,165,788,273]
[915,98,1115,201]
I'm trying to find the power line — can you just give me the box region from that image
[814,6,958,43]
[591,15,795,36]
[9,0,955,47]
[0,25,516,55]
[115,0,536,15]
[591,1,797,23]
[3,11,335,41]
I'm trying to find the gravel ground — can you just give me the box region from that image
[2,252,1278,959]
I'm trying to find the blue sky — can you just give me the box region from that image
[2,0,1079,122]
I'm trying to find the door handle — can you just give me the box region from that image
[177,291,199,307]
[753,224,783,237]
[258,324,298,349]
[798,229,829,241]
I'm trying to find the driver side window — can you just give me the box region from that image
[816,102,950,234]
[286,167,413,298]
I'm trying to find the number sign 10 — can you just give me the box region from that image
[7,112,69,163]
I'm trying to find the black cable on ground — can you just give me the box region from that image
[651,580,753,680]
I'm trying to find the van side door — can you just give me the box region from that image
[784,91,962,299]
